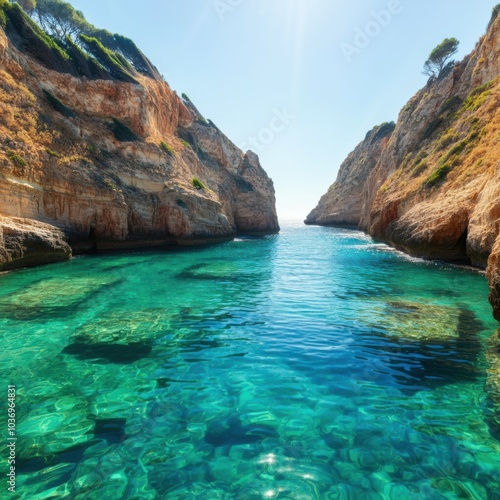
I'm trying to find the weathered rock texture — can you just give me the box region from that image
[0,216,71,270]
[306,123,395,227]
[306,9,500,319]
[0,12,279,270]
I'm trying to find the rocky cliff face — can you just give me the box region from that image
[0,10,279,270]
[306,9,500,319]
[305,122,395,227]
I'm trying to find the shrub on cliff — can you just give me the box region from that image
[2,2,72,70]
[370,122,396,144]
[440,96,463,115]
[422,118,444,140]
[6,150,27,167]
[462,81,494,112]
[159,141,175,156]
[15,0,36,15]
[0,0,7,28]
[61,36,110,79]
[90,30,161,79]
[192,177,205,190]
[45,147,61,158]
[424,163,452,188]
[489,4,500,28]
[423,38,459,80]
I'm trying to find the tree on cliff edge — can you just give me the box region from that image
[31,0,89,40]
[423,38,460,80]
[13,0,36,15]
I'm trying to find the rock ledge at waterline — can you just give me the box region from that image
[306,8,500,320]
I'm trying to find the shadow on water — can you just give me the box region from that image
[91,417,127,445]
[175,262,259,283]
[62,335,152,364]
[365,304,485,391]
[287,304,487,397]
[204,414,279,449]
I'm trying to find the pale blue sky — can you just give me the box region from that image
[69,0,498,220]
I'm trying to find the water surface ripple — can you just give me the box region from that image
[1,222,500,499]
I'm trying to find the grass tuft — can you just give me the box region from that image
[45,148,61,158]
[159,141,174,155]
[424,163,452,188]
[192,177,205,190]
[6,149,27,167]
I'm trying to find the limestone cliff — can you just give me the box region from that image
[306,122,395,227]
[306,8,500,319]
[0,4,279,270]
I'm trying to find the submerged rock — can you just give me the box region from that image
[0,275,121,319]
[91,417,127,445]
[73,309,170,344]
[62,338,152,364]
[176,261,241,282]
[363,299,462,342]
[360,302,484,389]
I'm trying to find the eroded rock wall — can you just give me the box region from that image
[0,21,279,270]
[306,11,500,319]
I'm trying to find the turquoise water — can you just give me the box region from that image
[1,222,500,499]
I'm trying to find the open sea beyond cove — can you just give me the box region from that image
[1,222,500,499]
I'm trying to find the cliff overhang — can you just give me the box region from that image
[0,5,279,271]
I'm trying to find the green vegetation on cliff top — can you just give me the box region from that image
[370,122,396,144]
[0,0,160,81]
[489,4,500,28]
[423,38,459,81]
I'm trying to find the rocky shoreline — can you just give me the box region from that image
[0,6,279,271]
[306,10,500,320]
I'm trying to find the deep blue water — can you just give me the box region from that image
[1,222,500,499]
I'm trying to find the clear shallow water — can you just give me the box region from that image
[1,222,500,499]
